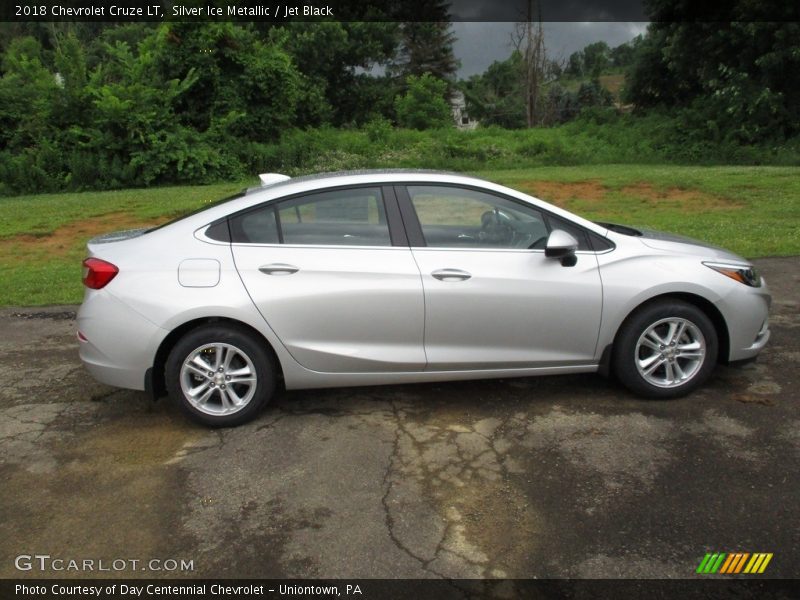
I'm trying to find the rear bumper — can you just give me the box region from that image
[77,291,167,391]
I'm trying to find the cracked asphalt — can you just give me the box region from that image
[1,257,798,580]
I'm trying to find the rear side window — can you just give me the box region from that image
[230,187,390,246]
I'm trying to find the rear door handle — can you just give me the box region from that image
[258,263,299,275]
[431,268,472,282]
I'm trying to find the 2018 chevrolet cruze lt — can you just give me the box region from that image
[77,170,771,426]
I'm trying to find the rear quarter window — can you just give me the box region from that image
[204,220,231,242]
[229,205,280,244]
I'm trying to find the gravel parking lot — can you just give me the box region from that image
[1,257,798,580]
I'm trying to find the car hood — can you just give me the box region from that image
[603,223,749,264]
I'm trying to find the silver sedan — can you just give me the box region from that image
[77,170,771,426]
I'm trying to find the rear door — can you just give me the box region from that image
[398,184,603,370]
[230,186,426,373]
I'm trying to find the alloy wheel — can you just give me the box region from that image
[179,343,257,416]
[635,317,707,388]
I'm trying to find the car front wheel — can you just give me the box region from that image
[166,324,275,427]
[613,300,718,398]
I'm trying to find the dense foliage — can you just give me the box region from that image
[624,2,800,144]
[0,22,409,194]
[564,39,639,78]
[0,5,798,196]
[219,115,800,176]
[464,5,799,149]
[463,51,615,128]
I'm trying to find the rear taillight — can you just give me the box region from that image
[82,258,118,289]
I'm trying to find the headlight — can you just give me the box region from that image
[703,262,761,287]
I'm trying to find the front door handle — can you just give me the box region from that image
[431,268,472,282]
[258,263,299,276]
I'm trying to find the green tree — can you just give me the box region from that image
[582,41,610,78]
[390,1,458,83]
[610,37,639,68]
[625,2,800,141]
[0,36,61,192]
[279,21,399,126]
[577,79,614,109]
[0,37,59,148]
[53,32,88,129]
[393,22,458,82]
[462,51,526,128]
[80,37,204,185]
[394,73,451,129]
[565,50,584,77]
[153,23,301,140]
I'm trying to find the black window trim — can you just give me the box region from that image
[393,182,616,254]
[273,203,285,244]
[393,185,426,247]
[381,185,410,246]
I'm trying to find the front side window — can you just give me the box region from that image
[230,187,391,246]
[407,185,549,249]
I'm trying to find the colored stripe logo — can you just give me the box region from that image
[697,552,773,574]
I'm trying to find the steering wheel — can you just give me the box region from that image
[479,209,515,245]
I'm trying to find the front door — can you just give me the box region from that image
[400,184,603,370]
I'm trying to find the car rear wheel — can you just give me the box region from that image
[613,300,718,398]
[166,324,275,427]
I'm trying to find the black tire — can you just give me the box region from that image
[613,300,718,399]
[165,324,275,427]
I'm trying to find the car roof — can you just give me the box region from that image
[247,169,490,194]
[274,168,476,182]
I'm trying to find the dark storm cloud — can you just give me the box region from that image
[448,0,647,22]
[452,22,649,77]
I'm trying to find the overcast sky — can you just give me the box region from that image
[452,22,649,77]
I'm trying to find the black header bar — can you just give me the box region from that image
[2,0,797,23]
[2,579,799,600]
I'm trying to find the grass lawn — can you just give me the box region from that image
[0,165,798,306]
[483,165,800,258]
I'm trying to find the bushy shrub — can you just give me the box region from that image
[230,117,799,179]
[0,24,302,195]
[394,74,452,130]
[364,117,393,144]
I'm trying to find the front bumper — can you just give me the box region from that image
[721,281,771,362]
[730,316,770,361]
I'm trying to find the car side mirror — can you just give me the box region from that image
[545,229,578,259]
